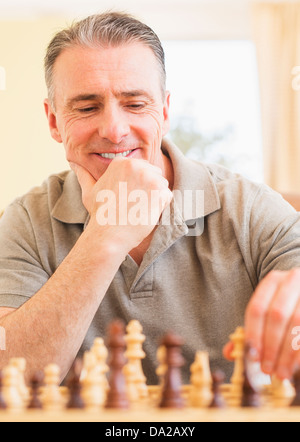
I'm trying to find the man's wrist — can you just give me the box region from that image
[79,223,129,264]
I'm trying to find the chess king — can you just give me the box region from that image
[0,12,300,386]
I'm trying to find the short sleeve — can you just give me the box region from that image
[250,185,300,281]
[0,201,50,308]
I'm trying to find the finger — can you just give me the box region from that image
[245,271,287,360]
[160,188,173,210]
[261,269,300,374]
[69,162,97,190]
[69,162,97,211]
[223,342,235,361]
[275,294,300,379]
[118,157,164,176]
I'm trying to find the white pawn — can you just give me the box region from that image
[272,374,295,407]
[9,358,29,406]
[156,345,167,387]
[2,365,24,412]
[189,351,213,408]
[91,337,109,391]
[124,320,148,402]
[42,364,64,411]
[81,351,106,410]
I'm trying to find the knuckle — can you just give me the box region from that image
[268,307,286,324]
[266,269,285,282]
[289,267,300,281]
[247,300,266,321]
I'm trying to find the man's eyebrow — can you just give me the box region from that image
[118,90,153,99]
[66,90,153,108]
[66,94,102,108]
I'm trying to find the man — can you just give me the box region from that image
[0,12,300,385]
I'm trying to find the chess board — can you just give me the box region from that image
[0,384,298,423]
[1,322,300,423]
[0,401,299,422]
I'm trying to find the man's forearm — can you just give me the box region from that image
[0,228,126,383]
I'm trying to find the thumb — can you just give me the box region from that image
[69,162,97,212]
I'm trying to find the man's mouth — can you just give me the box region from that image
[97,149,135,159]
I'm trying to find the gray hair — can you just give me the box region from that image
[44,12,167,108]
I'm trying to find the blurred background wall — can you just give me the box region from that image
[0,0,300,209]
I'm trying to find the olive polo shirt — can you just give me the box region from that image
[1,138,300,384]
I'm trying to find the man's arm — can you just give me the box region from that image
[0,308,15,318]
[0,157,172,383]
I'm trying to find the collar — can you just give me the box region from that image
[161,138,221,220]
[51,171,89,224]
[51,138,221,225]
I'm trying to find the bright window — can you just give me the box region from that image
[164,40,264,184]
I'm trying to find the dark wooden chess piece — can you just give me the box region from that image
[105,319,129,410]
[210,370,226,408]
[66,358,85,409]
[290,367,300,406]
[159,331,185,409]
[27,371,44,410]
[241,346,261,408]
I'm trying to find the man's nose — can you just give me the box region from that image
[98,106,130,144]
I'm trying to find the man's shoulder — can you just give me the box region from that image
[8,170,86,225]
[15,170,72,209]
[202,162,266,202]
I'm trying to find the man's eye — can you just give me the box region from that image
[127,104,145,110]
[78,107,97,113]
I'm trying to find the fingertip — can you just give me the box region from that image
[223,342,235,361]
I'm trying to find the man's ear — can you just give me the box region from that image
[44,99,63,143]
[162,91,171,137]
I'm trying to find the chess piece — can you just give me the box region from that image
[91,337,109,392]
[189,351,213,408]
[272,374,295,407]
[290,368,300,406]
[209,371,226,408]
[66,359,85,409]
[81,351,106,410]
[156,345,167,387]
[105,320,129,410]
[124,320,148,402]
[42,364,64,411]
[28,372,44,410]
[159,332,185,409]
[241,362,261,408]
[2,365,24,412]
[230,327,245,400]
[9,358,29,405]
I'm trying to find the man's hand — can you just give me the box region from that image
[223,269,300,380]
[70,157,173,253]
[244,269,300,380]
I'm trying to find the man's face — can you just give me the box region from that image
[45,42,170,181]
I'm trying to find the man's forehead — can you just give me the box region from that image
[56,42,157,72]
[53,43,164,106]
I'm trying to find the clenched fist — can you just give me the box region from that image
[70,157,173,254]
